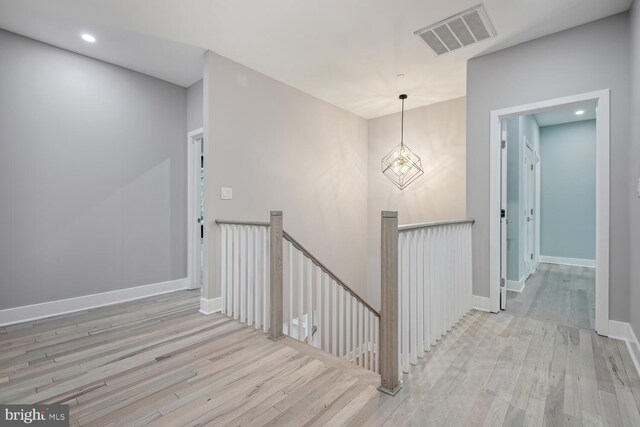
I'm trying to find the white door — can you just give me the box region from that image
[196,137,205,288]
[524,144,536,277]
[188,131,205,290]
[500,122,508,310]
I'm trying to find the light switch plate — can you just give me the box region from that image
[221,187,233,200]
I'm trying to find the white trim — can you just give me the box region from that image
[608,320,640,378]
[539,256,596,268]
[506,277,525,293]
[199,297,222,315]
[187,128,205,291]
[472,295,492,312]
[490,89,610,335]
[0,278,188,327]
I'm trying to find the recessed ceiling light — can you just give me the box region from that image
[575,110,585,115]
[81,34,96,43]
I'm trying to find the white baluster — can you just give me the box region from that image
[323,273,330,352]
[369,311,375,372]
[220,225,227,315]
[417,228,424,359]
[364,304,369,370]
[435,226,441,336]
[409,231,417,366]
[374,315,380,373]
[315,266,325,350]
[253,227,259,329]
[358,302,365,368]
[331,280,338,355]
[298,250,304,341]
[240,226,247,323]
[247,227,253,326]
[233,225,240,320]
[400,232,409,373]
[306,257,313,343]
[345,293,351,360]
[316,265,322,350]
[288,242,294,337]
[352,297,358,363]
[262,227,269,333]
[338,287,344,357]
[428,228,436,347]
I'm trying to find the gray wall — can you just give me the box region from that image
[0,30,187,310]
[466,13,631,321]
[203,51,369,300]
[187,79,203,132]
[539,121,596,260]
[630,1,640,337]
[366,97,466,307]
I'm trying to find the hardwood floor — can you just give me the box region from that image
[2,288,639,426]
[506,263,595,329]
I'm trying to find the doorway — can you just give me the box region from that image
[489,90,610,335]
[188,128,206,290]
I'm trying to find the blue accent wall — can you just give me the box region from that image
[540,120,596,260]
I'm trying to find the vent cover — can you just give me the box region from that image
[414,4,496,55]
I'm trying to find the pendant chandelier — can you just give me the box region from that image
[381,94,424,190]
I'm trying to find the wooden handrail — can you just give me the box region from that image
[283,231,381,318]
[398,219,475,232]
[215,219,269,227]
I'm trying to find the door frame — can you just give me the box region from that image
[523,139,537,278]
[187,128,206,290]
[489,90,609,335]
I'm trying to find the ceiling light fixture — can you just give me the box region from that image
[575,110,585,115]
[381,94,424,190]
[81,34,96,43]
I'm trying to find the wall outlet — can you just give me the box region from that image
[221,187,233,200]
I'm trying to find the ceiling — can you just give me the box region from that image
[0,0,632,118]
[535,100,598,127]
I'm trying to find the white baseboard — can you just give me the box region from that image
[608,320,640,378]
[199,297,222,315]
[506,277,526,293]
[0,278,188,327]
[539,255,595,268]
[472,295,492,312]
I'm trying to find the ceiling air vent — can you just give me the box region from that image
[414,4,496,55]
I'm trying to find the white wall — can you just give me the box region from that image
[187,79,203,132]
[0,30,188,310]
[203,51,369,300]
[466,13,631,321]
[366,97,466,307]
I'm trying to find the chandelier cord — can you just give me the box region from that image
[400,97,404,147]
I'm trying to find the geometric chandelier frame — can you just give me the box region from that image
[381,94,424,190]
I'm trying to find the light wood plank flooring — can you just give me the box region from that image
[506,263,596,329]
[2,289,639,426]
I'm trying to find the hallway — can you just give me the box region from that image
[506,263,595,329]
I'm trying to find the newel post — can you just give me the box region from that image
[379,211,401,395]
[269,211,284,341]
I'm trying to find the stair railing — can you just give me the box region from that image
[216,211,380,374]
[379,211,474,395]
